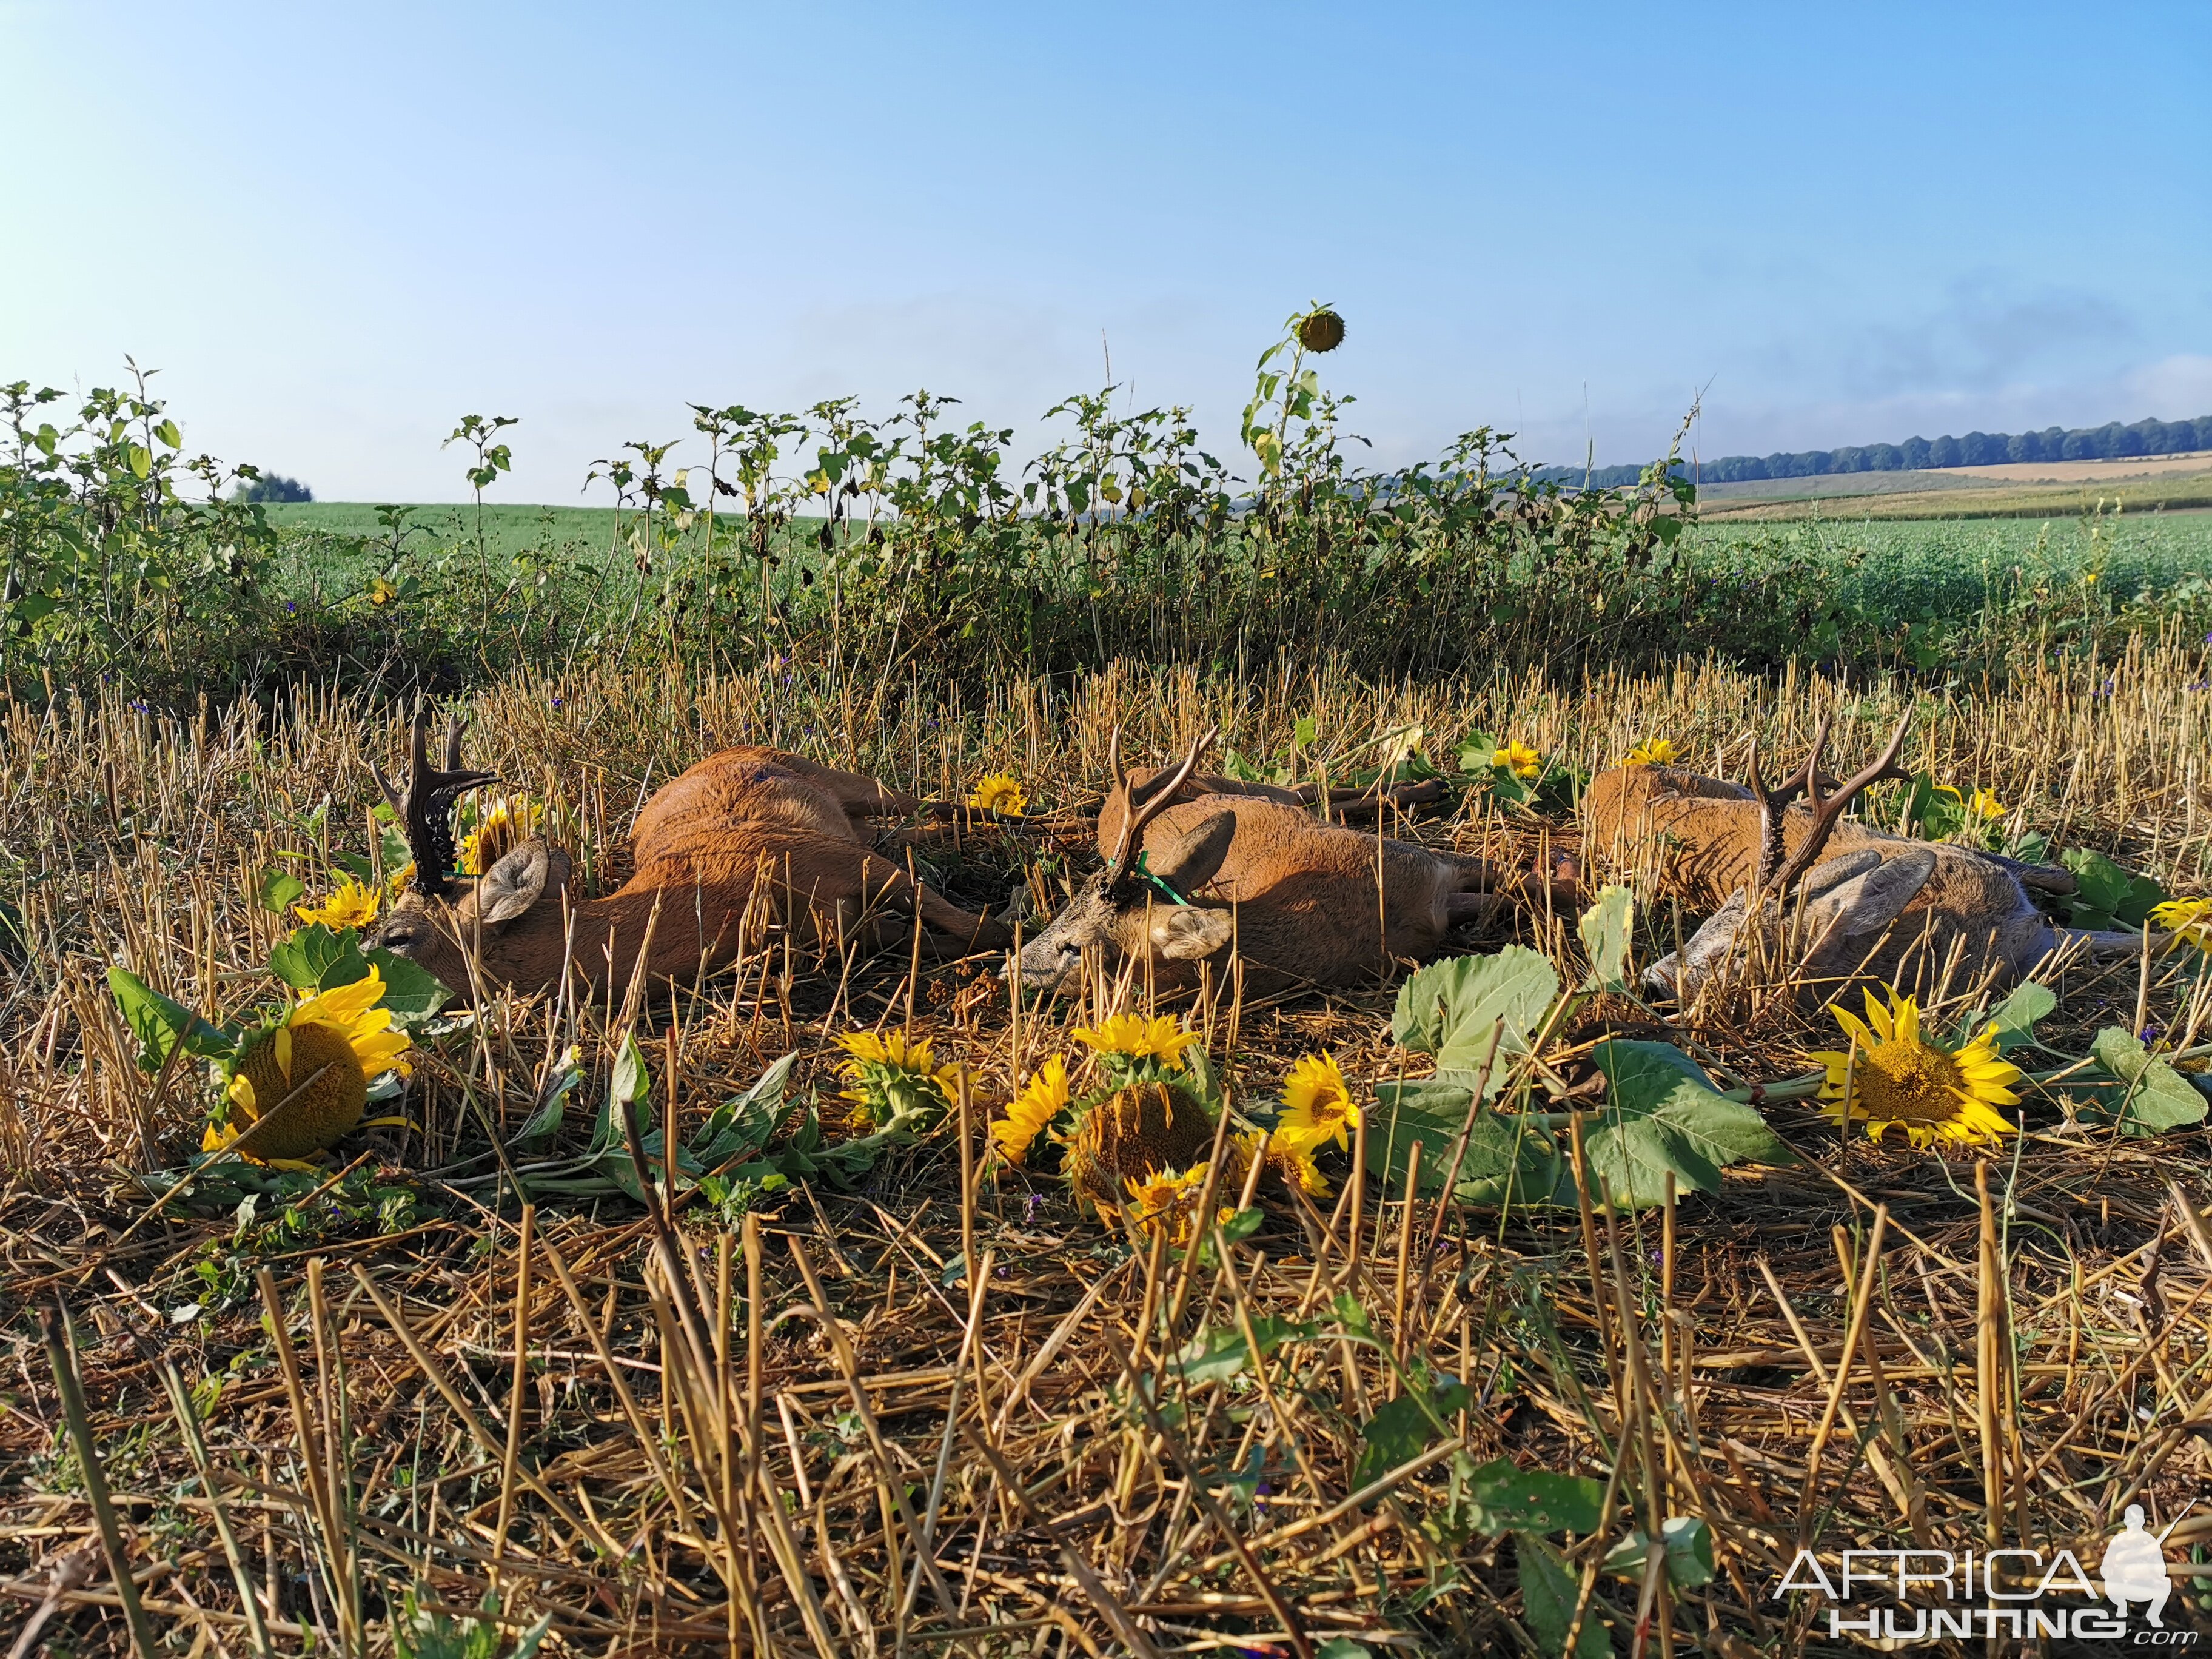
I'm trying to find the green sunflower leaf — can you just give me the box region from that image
[2084,1028,2207,1138]
[1580,1040,1798,1210]
[268,923,369,993]
[1603,1515,1716,1587]
[1467,1459,1607,1536]
[1390,947,1557,1078]
[1577,884,1635,991]
[1518,1533,1611,1658]
[1352,1371,1472,1487]
[255,867,306,915]
[107,967,235,1074]
[689,1053,799,1168]
[363,950,448,1029]
[1369,1081,1571,1208]
[1981,980,2057,1053]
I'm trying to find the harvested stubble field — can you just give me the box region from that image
[2,638,2212,1657]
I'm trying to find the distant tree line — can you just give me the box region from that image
[1557,414,2212,489]
[233,471,313,503]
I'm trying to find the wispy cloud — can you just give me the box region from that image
[1824,280,2134,397]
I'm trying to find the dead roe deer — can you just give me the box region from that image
[1009,729,1557,993]
[372,712,1010,1001]
[1581,713,2122,1004]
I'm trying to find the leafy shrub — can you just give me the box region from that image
[10,320,2210,708]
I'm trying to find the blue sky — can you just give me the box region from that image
[5,1,2210,501]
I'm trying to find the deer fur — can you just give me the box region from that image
[372,715,1008,1002]
[1093,761,1444,856]
[1010,731,1540,994]
[1581,725,2114,1004]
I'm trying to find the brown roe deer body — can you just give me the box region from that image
[1581,717,2107,1004]
[1010,732,1537,993]
[372,716,1008,1001]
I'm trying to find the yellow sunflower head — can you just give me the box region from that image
[1071,1013,1199,1072]
[1232,1127,1333,1198]
[1624,737,1680,768]
[1808,986,2020,1150]
[293,874,381,932]
[367,575,398,606]
[836,1028,962,1130]
[991,1054,1068,1167]
[460,798,541,877]
[1122,1161,1215,1244]
[1281,1141,1331,1196]
[2150,896,2212,956]
[1492,740,1543,782]
[1277,1051,1359,1153]
[838,1029,938,1074]
[207,969,412,1163]
[1965,788,2005,823]
[967,773,1027,816]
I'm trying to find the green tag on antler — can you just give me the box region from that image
[1132,851,1190,906]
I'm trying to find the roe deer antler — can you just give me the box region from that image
[370,706,497,899]
[1744,712,1830,891]
[1104,725,1217,883]
[1747,711,1914,899]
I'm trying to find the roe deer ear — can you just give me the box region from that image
[478,842,554,927]
[1798,848,1883,899]
[1145,811,1236,896]
[1150,906,1236,961]
[1804,846,1936,938]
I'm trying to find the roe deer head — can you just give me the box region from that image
[372,710,1010,1002]
[1582,714,2108,1006]
[1008,728,1549,994]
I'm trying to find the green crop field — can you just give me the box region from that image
[258,491,2212,591]
[1701,466,2212,521]
[247,497,2212,686]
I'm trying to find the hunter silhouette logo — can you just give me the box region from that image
[2100,1506,2176,1629]
[1774,1507,2199,1643]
